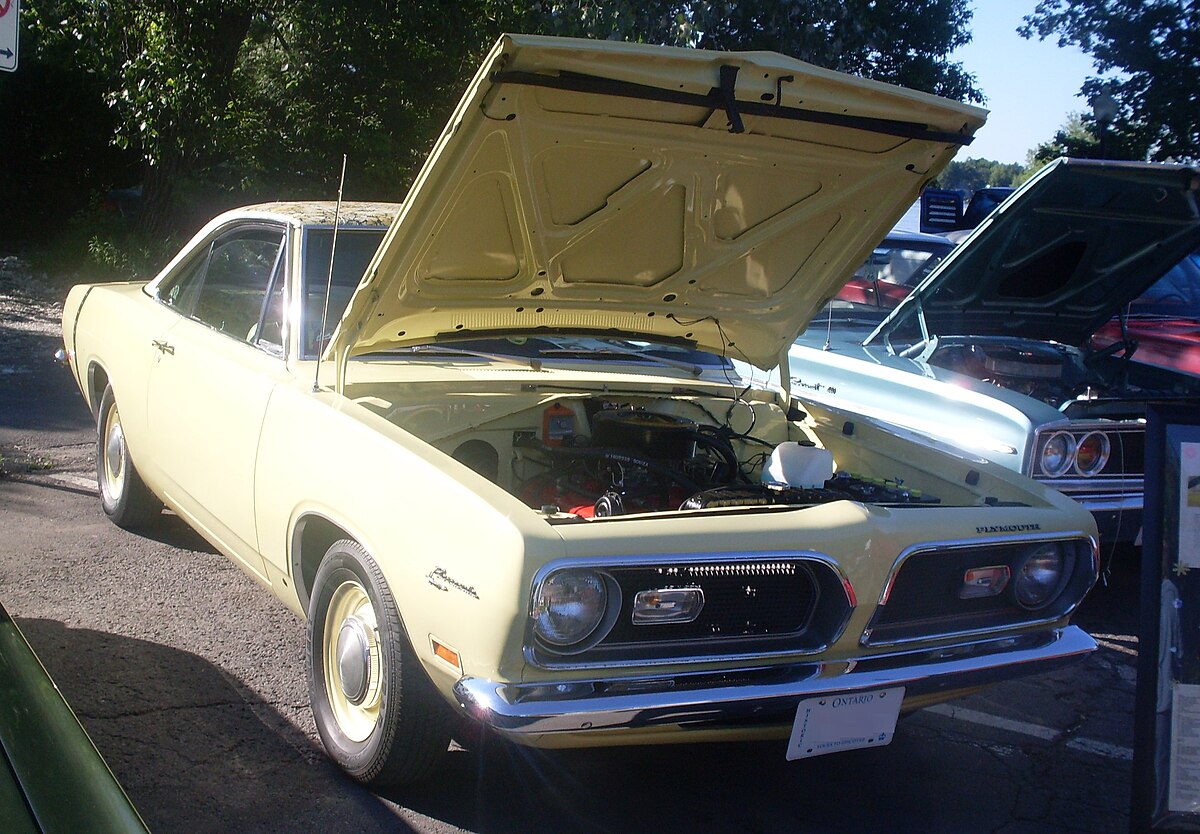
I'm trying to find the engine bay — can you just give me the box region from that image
[505,406,937,519]
[367,388,942,521]
[927,336,1182,412]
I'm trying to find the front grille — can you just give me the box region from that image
[529,556,853,668]
[862,538,1095,647]
[604,561,816,644]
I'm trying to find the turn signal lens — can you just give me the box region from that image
[431,640,461,671]
[1074,432,1110,476]
[959,565,1010,599]
[632,587,705,625]
[1039,432,1076,478]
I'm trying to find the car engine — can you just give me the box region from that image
[493,404,935,519]
[926,337,1183,413]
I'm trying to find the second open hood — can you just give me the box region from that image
[869,158,1200,347]
[329,34,985,372]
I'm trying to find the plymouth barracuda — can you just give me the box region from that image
[790,159,1200,553]
[61,35,1099,788]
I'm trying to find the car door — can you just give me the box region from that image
[145,222,291,582]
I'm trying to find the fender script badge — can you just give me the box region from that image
[427,567,480,599]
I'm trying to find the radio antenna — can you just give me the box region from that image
[313,153,347,392]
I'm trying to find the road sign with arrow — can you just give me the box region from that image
[0,0,18,73]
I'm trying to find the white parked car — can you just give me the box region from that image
[790,158,1200,552]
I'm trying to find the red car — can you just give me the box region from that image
[833,230,954,311]
[1090,252,1200,376]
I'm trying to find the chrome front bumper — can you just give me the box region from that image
[454,626,1095,738]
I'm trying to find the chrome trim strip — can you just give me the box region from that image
[863,532,1098,648]
[523,551,855,671]
[1065,493,1143,513]
[1033,419,1144,434]
[456,626,1096,737]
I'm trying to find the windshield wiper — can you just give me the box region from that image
[537,347,705,376]
[367,345,544,370]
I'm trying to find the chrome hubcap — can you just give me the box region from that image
[101,407,127,502]
[323,580,382,742]
[336,618,374,705]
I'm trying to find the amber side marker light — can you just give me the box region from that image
[432,639,462,672]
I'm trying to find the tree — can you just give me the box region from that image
[16,0,983,256]
[935,157,1025,193]
[1026,113,1101,165]
[26,0,261,238]
[1019,0,1199,161]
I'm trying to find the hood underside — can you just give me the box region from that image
[329,34,985,372]
[870,158,1200,347]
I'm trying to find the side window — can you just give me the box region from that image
[159,226,286,346]
[194,233,285,340]
[161,250,209,314]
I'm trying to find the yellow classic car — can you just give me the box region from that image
[61,34,1098,788]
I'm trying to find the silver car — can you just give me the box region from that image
[788,158,1200,553]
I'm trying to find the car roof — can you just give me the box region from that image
[880,229,955,247]
[236,201,401,227]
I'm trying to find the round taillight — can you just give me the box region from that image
[1039,432,1076,478]
[1074,432,1110,476]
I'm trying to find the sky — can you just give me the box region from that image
[950,1,1099,164]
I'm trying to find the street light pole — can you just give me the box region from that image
[1090,86,1119,160]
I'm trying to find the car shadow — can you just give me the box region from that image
[16,618,415,834]
[129,510,221,554]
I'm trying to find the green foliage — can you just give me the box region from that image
[1025,113,1101,169]
[1020,0,1199,161]
[13,0,984,273]
[935,158,1025,193]
[27,203,177,283]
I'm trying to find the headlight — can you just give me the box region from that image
[532,569,609,648]
[1038,431,1076,478]
[1074,431,1110,476]
[1011,544,1066,610]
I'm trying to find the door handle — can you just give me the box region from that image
[152,340,175,355]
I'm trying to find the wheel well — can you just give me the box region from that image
[87,363,110,419]
[293,514,356,613]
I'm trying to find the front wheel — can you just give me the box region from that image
[96,384,162,529]
[307,539,452,787]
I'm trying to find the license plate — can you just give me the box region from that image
[786,687,904,760]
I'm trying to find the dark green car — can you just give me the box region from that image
[0,602,148,833]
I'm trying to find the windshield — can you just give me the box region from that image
[301,227,388,357]
[803,234,956,336]
[1121,252,1200,319]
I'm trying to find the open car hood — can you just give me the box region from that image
[328,34,984,372]
[868,158,1200,347]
